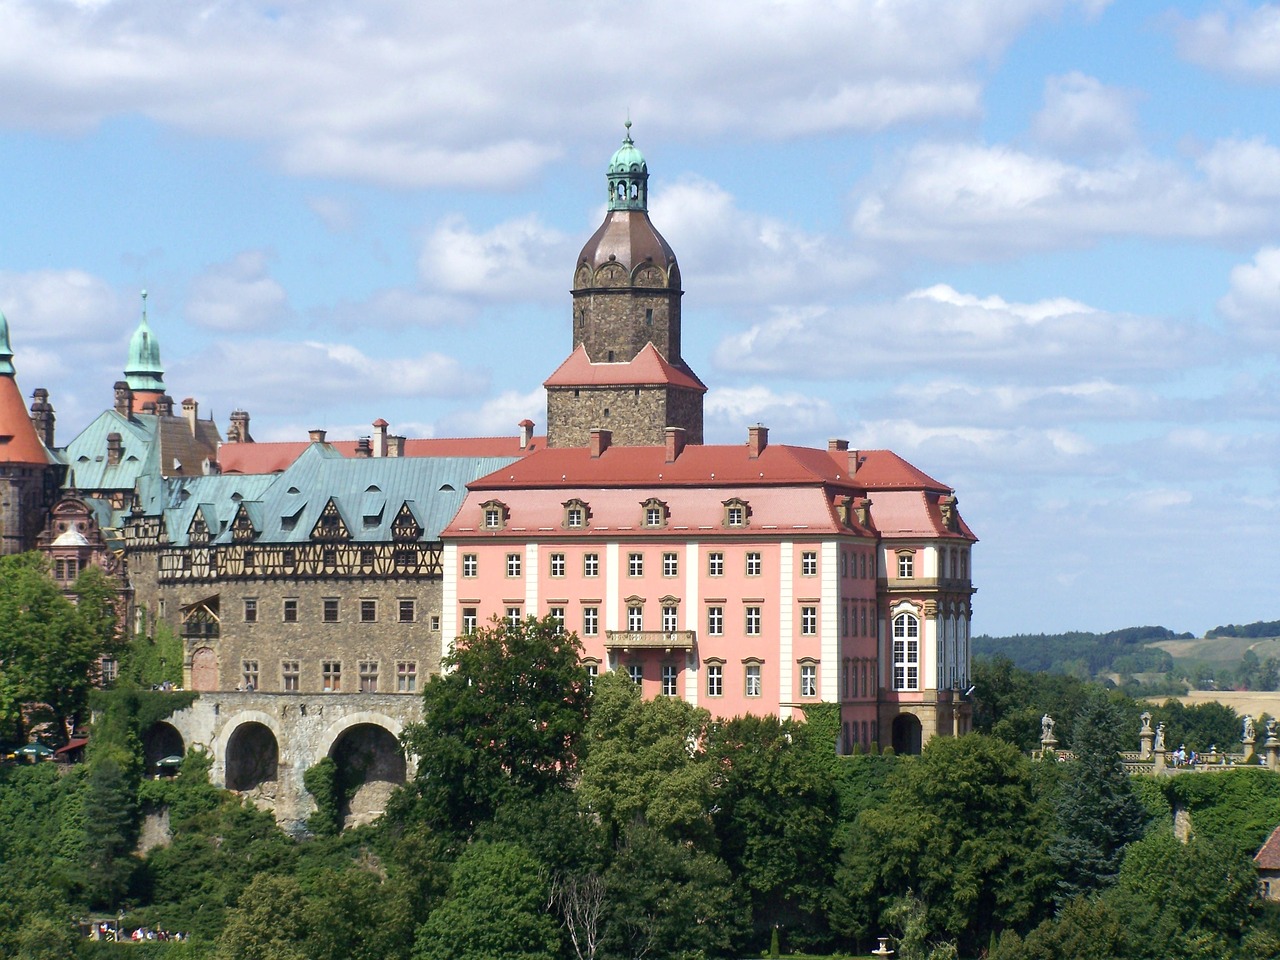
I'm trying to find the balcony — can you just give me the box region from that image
[605,630,696,651]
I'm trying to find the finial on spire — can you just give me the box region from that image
[141,289,148,323]
[624,113,632,143]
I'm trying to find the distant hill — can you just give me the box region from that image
[973,625,1189,675]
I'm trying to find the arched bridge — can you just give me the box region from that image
[149,693,421,834]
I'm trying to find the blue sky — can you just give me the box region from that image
[2,0,1279,637]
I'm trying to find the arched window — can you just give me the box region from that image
[892,613,919,691]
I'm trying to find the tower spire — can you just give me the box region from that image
[0,311,14,377]
[125,289,165,396]
[607,120,648,212]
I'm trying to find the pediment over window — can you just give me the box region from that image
[481,499,509,531]
[311,497,351,542]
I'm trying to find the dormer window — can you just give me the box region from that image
[481,500,508,531]
[563,499,590,530]
[641,498,668,529]
[722,498,750,528]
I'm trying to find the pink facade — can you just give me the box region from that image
[441,433,976,753]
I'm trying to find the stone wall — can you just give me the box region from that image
[547,385,703,448]
[572,283,681,363]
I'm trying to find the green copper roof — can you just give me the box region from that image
[125,291,165,392]
[0,311,13,376]
[607,121,649,213]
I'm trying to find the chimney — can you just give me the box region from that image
[664,426,686,463]
[141,401,156,415]
[372,418,388,458]
[848,449,862,476]
[589,428,611,458]
[747,424,769,459]
[229,409,253,444]
[519,418,534,450]
[29,388,54,448]
[155,394,173,417]
[106,432,123,466]
[308,429,327,444]
[182,397,198,435]
[113,381,133,417]
[828,438,849,455]
[388,435,405,458]
[356,437,372,458]
[939,494,958,531]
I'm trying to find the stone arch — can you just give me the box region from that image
[891,713,923,756]
[319,714,407,829]
[142,721,184,774]
[222,716,282,792]
[190,647,217,691]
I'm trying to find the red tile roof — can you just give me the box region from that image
[543,343,706,392]
[218,434,545,475]
[0,375,52,465]
[1257,824,1280,870]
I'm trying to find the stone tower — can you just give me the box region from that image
[545,124,705,447]
[0,312,59,554]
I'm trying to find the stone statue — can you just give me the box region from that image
[1244,715,1256,742]
[1041,713,1055,742]
[1268,718,1277,740]
[1140,710,1153,734]
[1155,722,1166,752]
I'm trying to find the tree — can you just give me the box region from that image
[577,670,714,843]
[1049,697,1149,902]
[839,734,1056,955]
[216,874,309,960]
[413,841,559,960]
[399,615,590,834]
[77,755,139,909]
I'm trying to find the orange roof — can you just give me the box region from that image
[543,343,706,392]
[1257,825,1280,870]
[0,374,52,465]
[218,434,546,475]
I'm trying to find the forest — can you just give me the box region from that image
[3,552,1280,959]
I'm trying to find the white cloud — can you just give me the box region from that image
[0,267,122,343]
[1174,4,1280,81]
[179,338,488,416]
[850,140,1280,258]
[0,0,1095,187]
[306,196,356,232]
[434,388,545,438]
[1031,72,1138,154]
[324,288,478,331]
[704,385,837,442]
[1198,137,1280,201]
[185,251,292,332]
[715,284,1202,379]
[1219,246,1280,345]
[419,215,569,302]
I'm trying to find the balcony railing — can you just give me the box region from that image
[605,630,696,650]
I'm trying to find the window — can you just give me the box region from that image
[399,599,415,623]
[584,661,599,688]
[323,548,337,569]
[359,660,379,693]
[506,606,522,627]
[462,554,477,577]
[662,552,679,577]
[322,661,342,692]
[802,551,817,576]
[550,553,566,577]
[282,660,299,692]
[430,615,440,631]
[482,501,507,529]
[507,553,522,577]
[584,553,599,577]
[893,613,920,691]
[746,552,761,576]
[242,660,259,691]
[662,664,678,696]
[462,608,478,634]
[565,504,586,528]
[628,553,644,576]
[283,598,298,623]
[745,606,761,635]
[841,553,847,577]
[627,664,643,685]
[549,606,565,629]
[745,663,762,698]
[628,605,644,631]
[583,607,599,636]
[707,606,724,636]
[244,598,258,623]
[397,661,417,693]
[360,599,377,623]
[800,663,817,697]
[801,606,817,635]
[898,553,914,579]
[100,657,118,686]
[860,553,867,578]
[707,552,724,576]
[707,663,723,697]
[723,498,750,527]
[324,598,340,623]
[662,605,679,632]
[645,505,664,527]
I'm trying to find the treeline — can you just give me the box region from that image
[973,625,1188,676]
[7,620,1280,959]
[1208,620,1280,639]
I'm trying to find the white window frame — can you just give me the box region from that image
[893,613,920,691]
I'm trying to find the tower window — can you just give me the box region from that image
[645,308,653,325]
[607,350,615,362]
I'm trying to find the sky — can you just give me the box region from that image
[1,0,1279,638]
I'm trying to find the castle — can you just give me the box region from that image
[0,127,975,823]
